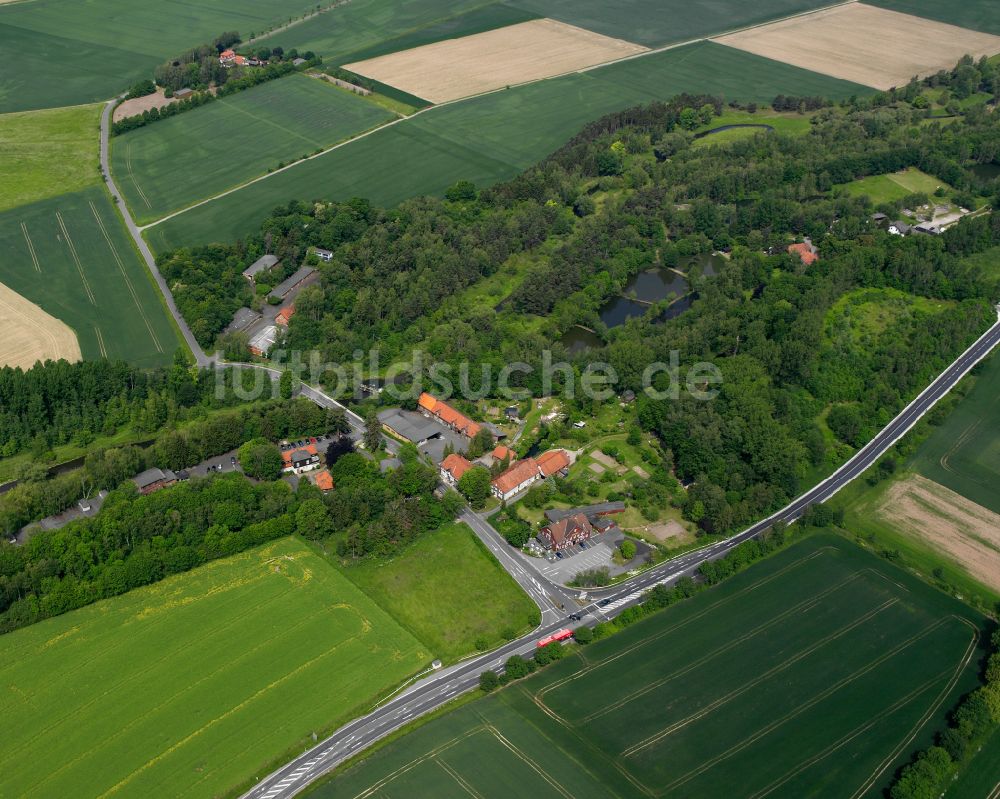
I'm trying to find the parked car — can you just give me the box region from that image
[230,456,236,466]
[556,552,563,559]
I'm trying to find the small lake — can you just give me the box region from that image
[558,253,725,351]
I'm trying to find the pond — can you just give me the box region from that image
[558,253,726,351]
[971,163,1000,181]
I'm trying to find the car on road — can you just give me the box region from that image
[568,613,581,621]
[598,599,611,607]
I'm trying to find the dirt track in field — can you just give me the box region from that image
[876,474,1000,593]
[0,281,81,368]
[344,18,647,104]
[714,4,1000,90]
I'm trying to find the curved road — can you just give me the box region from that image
[243,311,1000,799]
[99,93,1000,799]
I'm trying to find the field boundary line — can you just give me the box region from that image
[348,727,482,799]
[847,616,979,799]
[125,142,152,210]
[0,571,308,769]
[482,721,574,799]
[89,201,163,353]
[0,291,62,365]
[24,598,344,794]
[436,759,484,799]
[93,326,107,357]
[536,548,830,699]
[621,597,901,758]
[96,626,395,798]
[216,94,325,150]
[576,571,865,724]
[55,211,96,305]
[659,616,953,793]
[19,222,41,273]
[137,1,861,234]
[750,670,951,799]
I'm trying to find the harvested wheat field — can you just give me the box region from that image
[714,4,1000,90]
[0,281,81,368]
[344,18,647,104]
[876,474,1000,593]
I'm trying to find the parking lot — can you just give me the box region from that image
[536,532,618,583]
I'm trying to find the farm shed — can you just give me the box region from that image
[273,265,317,299]
[242,254,279,282]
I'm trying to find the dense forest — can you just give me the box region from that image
[0,441,457,633]
[153,57,1000,537]
[0,397,345,536]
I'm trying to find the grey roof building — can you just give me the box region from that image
[133,468,177,493]
[224,307,262,334]
[243,254,279,281]
[378,408,443,445]
[273,265,317,298]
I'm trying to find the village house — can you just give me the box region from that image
[313,248,334,262]
[889,220,912,236]
[440,453,473,486]
[490,449,571,501]
[132,467,177,495]
[787,241,818,266]
[275,305,295,327]
[313,469,334,492]
[282,444,320,474]
[539,512,594,551]
[491,458,541,501]
[219,49,237,65]
[417,392,485,439]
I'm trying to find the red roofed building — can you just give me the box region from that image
[219,49,236,64]
[275,305,295,327]
[491,445,515,464]
[314,470,334,492]
[282,443,320,474]
[536,449,570,478]
[491,458,540,501]
[539,512,593,551]
[233,55,247,67]
[417,392,484,440]
[440,453,473,485]
[788,242,818,266]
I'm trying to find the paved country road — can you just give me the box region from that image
[241,311,1000,799]
[100,89,1000,799]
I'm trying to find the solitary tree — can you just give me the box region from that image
[237,438,282,480]
[363,408,381,452]
[457,466,492,509]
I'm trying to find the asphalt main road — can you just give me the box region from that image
[242,311,1000,799]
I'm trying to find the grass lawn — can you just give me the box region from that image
[0,0,320,113]
[340,522,540,662]
[112,74,393,224]
[0,104,102,212]
[0,537,429,799]
[961,244,1000,281]
[691,110,814,148]
[313,535,987,799]
[146,41,871,253]
[840,167,952,204]
[0,185,180,366]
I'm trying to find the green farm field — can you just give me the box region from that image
[945,726,1000,798]
[145,42,870,251]
[0,186,179,366]
[509,0,839,46]
[0,104,102,212]
[112,74,393,224]
[342,522,540,662]
[0,0,320,113]
[0,537,429,799]
[867,0,1000,35]
[256,0,505,67]
[313,535,985,799]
